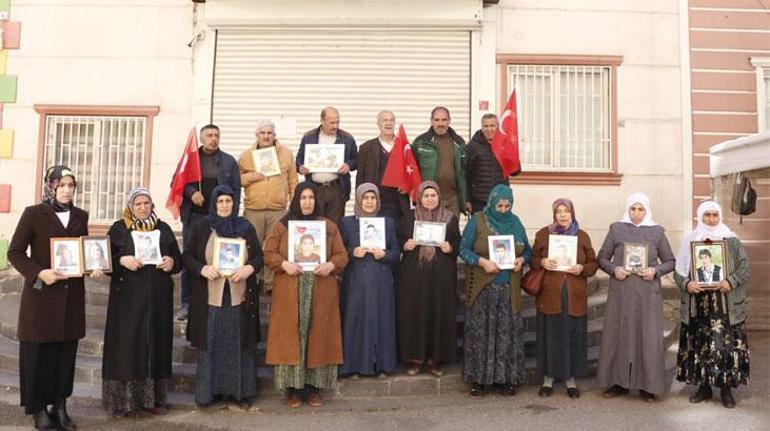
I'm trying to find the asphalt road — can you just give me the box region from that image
[1,332,768,431]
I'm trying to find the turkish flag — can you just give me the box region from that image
[166,127,202,219]
[381,124,423,201]
[492,89,522,176]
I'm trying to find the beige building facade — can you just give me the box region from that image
[0,0,688,264]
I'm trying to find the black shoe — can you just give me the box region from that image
[470,384,484,397]
[501,384,516,397]
[603,385,629,398]
[689,385,712,403]
[721,388,736,409]
[32,409,58,430]
[639,390,656,403]
[566,387,580,399]
[52,399,76,431]
[538,386,553,398]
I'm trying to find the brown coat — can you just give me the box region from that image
[7,204,88,342]
[238,141,298,211]
[263,219,349,368]
[531,226,598,316]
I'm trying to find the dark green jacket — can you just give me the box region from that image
[674,237,751,326]
[411,126,467,214]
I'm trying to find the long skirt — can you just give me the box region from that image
[274,274,337,390]
[195,288,258,405]
[536,284,588,381]
[19,340,78,414]
[676,291,749,388]
[463,282,524,385]
[102,379,168,412]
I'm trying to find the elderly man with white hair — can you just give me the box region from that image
[238,119,298,292]
[356,110,411,219]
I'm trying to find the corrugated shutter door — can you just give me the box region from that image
[212,28,471,163]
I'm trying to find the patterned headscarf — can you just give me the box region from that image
[414,181,453,265]
[354,183,380,218]
[549,198,580,236]
[42,165,77,212]
[122,186,159,231]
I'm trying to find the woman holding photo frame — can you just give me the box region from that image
[102,187,181,417]
[396,181,461,377]
[596,193,675,403]
[459,184,531,397]
[674,201,751,408]
[530,198,598,399]
[183,185,263,409]
[7,165,91,430]
[263,182,349,408]
[338,183,400,378]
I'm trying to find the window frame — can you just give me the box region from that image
[33,105,160,229]
[750,57,770,133]
[497,54,623,185]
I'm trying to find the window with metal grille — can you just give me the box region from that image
[42,115,147,222]
[506,65,612,172]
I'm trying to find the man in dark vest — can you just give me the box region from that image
[465,113,509,214]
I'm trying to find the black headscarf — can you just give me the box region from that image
[42,165,77,212]
[207,185,250,238]
[280,182,320,226]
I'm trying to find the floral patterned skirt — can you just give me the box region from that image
[676,291,749,388]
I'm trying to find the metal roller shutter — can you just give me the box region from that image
[212,28,472,164]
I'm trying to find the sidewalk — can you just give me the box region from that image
[0,332,767,431]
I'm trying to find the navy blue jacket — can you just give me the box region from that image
[181,147,241,223]
[295,127,358,202]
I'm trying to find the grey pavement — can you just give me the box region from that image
[1,331,768,431]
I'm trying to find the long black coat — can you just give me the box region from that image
[8,204,88,343]
[395,212,460,364]
[102,220,181,381]
[183,217,262,351]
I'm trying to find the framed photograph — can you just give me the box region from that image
[213,237,246,276]
[488,235,516,270]
[50,237,83,277]
[548,234,578,271]
[251,147,281,177]
[359,217,386,249]
[304,144,345,173]
[81,236,112,273]
[288,220,327,271]
[623,242,648,274]
[691,241,729,289]
[413,221,446,247]
[131,230,162,265]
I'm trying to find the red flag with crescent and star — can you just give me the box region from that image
[166,127,202,219]
[492,89,522,176]
[381,124,423,201]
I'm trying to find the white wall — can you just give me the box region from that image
[0,0,194,236]
[488,0,685,248]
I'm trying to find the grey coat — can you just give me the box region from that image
[674,236,751,326]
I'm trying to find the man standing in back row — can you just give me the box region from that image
[465,113,509,214]
[296,106,358,223]
[412,106,467,216]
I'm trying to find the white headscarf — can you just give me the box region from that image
[675,200,737,277]
[620,192,657,227]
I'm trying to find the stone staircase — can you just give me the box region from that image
[0,267,680,401]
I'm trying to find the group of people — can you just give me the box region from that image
[7,106,751,430]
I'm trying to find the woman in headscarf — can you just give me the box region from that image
[596,193,675,402]
[183,185,263,409]
[396,181,461,377]
[263,182,349,408]
[102,187,182,417]
[459,184,530,397]
[338,183,400,378]
[530,198,598,399]
[8,165,89,430]
[674,201,750,408]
